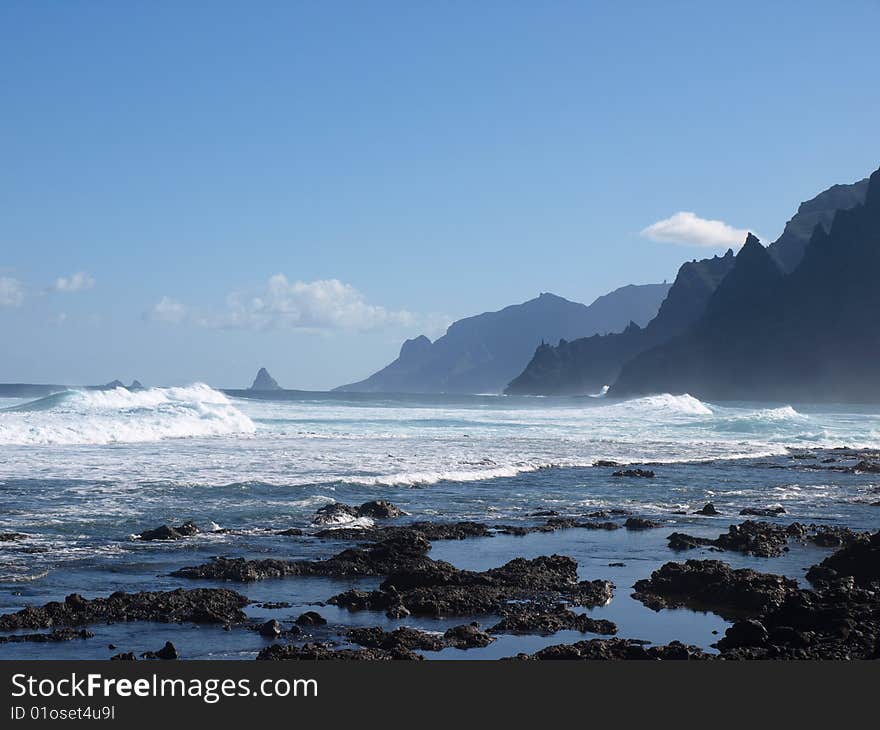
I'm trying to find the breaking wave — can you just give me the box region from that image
[0,384,255,445]
[606,393,714,417]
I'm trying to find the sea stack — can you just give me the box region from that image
[250,367,282,391]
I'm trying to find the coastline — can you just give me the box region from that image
[1,445,878,660]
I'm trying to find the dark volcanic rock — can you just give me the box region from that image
[694,503,720,516]
[0,589,249,630]
[347,623,494,652]
[110,652,136,661]
[489,606,617,636]
[294,611,327,626]
[0,532,28,542]
[0,628,93,644]
[138,521,200,541]
[276,528,304,537]
[632,560,797,618]
[717,546,880,660]
[313,500,406,526]
[665,521,789,558]
[624,517,662,530]
[847,460,880,474]
[330,554,614,618]
[259,619,283,638]
[172,557,303,582]
[739,506,786,516]
[257,642,422,661]
[715,619,769,650]
[612,469,655,478]
[806,531,880,587]
[312,503,361,525]
[357,500,405,519]
[142,641,179,660]
[514,638,711,661]
[593,460,620,468]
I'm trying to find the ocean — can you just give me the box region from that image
[1,385,878,659]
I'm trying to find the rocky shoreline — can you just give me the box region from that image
[2,449,879,660]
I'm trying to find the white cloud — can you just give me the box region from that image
[148,276,425,332]
[640,211,751,248]
[53,271,95,292]
[0,276,24,307]
[147,296,188,324]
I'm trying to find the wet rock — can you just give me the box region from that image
[624,517,662,530]
[804,525,865,549]
[259,619,283,638]
[315,521,491,542]
[715,619,768,650]
[694,503,719,516]
[347,623,493,652]
[666,521,789,558]
[497,517,619,536]
[172,557,303,582]
[489,606,617,636]
[612,469,655,478]
[529,509,560,517]
[806,530,880,587]
[0,628,93,644]
[312,500,406,526]
[0,532,28,542]
[667,533,715,551]
[632,560,798,618]
[294,611,327,626]
[739,506,786,517]
[110,652,136,661]
[847,460,880,474]
[312,503,360,525]
[276,528,303,537]
[257,642,422,661]
[357,500,405,519]
[138,521,200,541]
[142,641,179,660]
[442,623,495,649]
[593,460,620,467]
[330,554,614,618]
[514,638,711,660]
[0,588,249,630]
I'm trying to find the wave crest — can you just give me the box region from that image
[608,393,713,417]
[0,384,255,445]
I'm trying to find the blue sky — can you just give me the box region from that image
[1,1,878,388]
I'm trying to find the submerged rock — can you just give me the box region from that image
[0,628,93,644]
[612,468,655,478]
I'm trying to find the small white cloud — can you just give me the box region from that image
[147,296,188,324]
[0,276,24,307]
[149,276,436,333]
[205,276,418,331]
[53,271,96,292]
[641,212,751,248]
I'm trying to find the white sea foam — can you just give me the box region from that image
[0,384,255,445]
[606,393,714,417]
